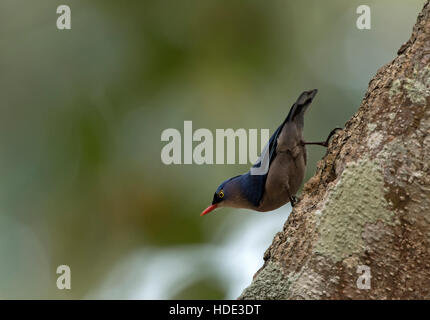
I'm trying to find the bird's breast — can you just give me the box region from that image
[257,150,306,212]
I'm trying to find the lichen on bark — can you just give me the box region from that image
[240,1,430,300]
[314,159,395,264]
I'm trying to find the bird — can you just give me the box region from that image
[200,89,340,216]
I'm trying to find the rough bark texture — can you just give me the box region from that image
[240,1,430,300]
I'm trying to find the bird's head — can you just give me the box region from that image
[200,176,240,216]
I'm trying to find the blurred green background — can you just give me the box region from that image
[0,0,424,299]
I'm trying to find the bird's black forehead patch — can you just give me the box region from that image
[212,192,221,205]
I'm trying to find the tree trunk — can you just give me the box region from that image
[239,1,430,300]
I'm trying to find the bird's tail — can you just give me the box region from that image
[286,89,318,128]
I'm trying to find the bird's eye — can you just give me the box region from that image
[219,190,224,198]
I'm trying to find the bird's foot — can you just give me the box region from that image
[289,195,300,207]
[302,127,342,147]
[324,127,343,146]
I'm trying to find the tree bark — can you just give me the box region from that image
[239,1,430,300]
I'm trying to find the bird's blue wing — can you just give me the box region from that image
[239,123,284,207]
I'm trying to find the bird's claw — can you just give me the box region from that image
[290,195,300,207]
[323,127,343,147]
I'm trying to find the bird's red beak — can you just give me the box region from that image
[200,204,218,216]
